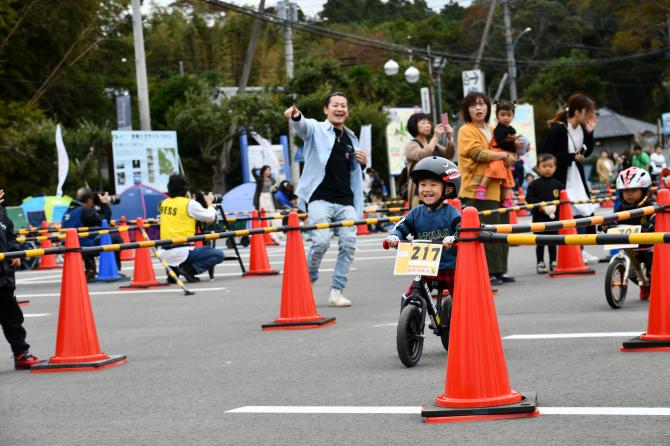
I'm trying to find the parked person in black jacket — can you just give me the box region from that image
[0,189,44,370]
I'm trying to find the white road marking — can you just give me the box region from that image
[373,323,398,328]
[503,332,643,340]
[17,287,228,298]
[23,313,50,318]
[226,406,670,416]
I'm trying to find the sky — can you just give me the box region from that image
[145,0,473,18]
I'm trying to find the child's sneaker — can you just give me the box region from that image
[550,260,557,271]
[475,186,487,200]
[14,352,45,370]
[536,262,548,274]
[328,289,352,307]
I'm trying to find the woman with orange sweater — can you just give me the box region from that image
[457,92,516,285]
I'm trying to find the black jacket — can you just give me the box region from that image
[540,122,594,194]
[0,205,20,289]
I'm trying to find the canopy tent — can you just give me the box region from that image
[222,183,255,214]
[20,195,72,224]
[111,184,167,220]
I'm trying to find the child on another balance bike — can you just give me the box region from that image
[600,167,655,300]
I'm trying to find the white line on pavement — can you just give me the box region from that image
[226,406,670,416]
[17,287,228,298]
[23,313,50,318]
[503,332,643,340]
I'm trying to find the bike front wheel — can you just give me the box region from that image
[605,258,628,309]
[397,304,424,368]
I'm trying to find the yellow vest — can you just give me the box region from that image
[159,196,196,239]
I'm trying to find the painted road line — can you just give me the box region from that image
[503,332,643,340]
[17,287,228,298]
[226,406,670,416]
[23,313,50,318]
[16,267,356,286]
[227,406,421,414]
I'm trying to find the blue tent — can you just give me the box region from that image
[111,184,167,220]
[222,183,255,214]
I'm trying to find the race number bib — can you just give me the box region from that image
[604,225,641,251]
[393,242,442,276]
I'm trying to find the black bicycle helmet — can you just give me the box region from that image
[409,156,461,199]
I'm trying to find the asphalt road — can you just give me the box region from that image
[1,219,669,445]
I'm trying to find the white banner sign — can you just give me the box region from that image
[359,124,372,168]
[55,124,69,197]
[111,131,179,193]
[385,108,417,176]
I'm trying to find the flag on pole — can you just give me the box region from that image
[250,131,283,181]
[359,124,372,168]
[55,124,69,197]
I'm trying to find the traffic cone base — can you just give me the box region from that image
[243,270,279,277]
[90,273,129,283]
[548,268,595,277]
[423,393,539,423]
[621,336,670,351]
[31,355,126,373]
[120,281,169,289]
[262,317,336,331]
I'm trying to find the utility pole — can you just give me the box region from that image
[238,0,266,94]
[279,0,300,182]
[502,0,517,101]
[426,45,438,124]
[131,0,151,130]
[474,0,498,70]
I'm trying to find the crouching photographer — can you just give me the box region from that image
[158,174,224,283]
[61,187,123,281]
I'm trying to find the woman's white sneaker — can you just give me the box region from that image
[328,289,352,307]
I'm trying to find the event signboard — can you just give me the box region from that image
[385,107,418,176]
[111,131,180,193]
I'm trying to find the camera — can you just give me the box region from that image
[94,192,121,206]
[193,192,223,208]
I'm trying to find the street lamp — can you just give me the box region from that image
[384,59,400,76]
[404,65,420,83]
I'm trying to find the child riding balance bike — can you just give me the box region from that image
[601,167,655,309]
[385,156,461,367]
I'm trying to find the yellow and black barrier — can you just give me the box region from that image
[139,227,193,296]
[16,224,153,244]
[18,218,160,236]
[0,215,404,261]
[479,195,616,217]
[482,204,666,234]
[477,231,670,246]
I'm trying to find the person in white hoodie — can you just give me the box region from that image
[650,146,667,185]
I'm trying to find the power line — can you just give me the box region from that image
[198,0,669,68]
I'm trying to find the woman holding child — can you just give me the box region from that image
[457,92,516,285]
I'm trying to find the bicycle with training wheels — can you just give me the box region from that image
[383,239,453,368]
[602,224,651,309]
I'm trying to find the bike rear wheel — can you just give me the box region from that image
[439,296,452,351]
[605,258,627,309]
[397,304,424,368]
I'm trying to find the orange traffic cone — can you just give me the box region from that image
[118,216,134,261]
[601,183,614,208]
[548,190,595,277]
[262,212,335,330]
[357,212,370,235]
[447,198,462,212]
[120,217,167,289]
[243,210,279,277]
[260,209,279,246]
[422,206,537,422]
[31,229,126,372]
[509,208,518,224]
[622,188,670,351]
[38,222,59,270]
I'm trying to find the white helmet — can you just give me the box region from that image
[616,167,652,191]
